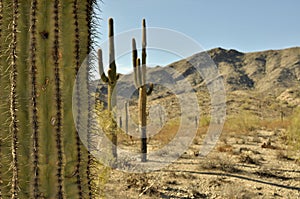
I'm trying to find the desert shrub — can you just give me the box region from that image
[239,152,260,165]
[199,115,211,127]
[287,107,300,159]
[222,184,257,199]
[217,144,233,153]
[200,156,240,173]
[276,150,294,161]
[225,111,260,133]
[252,134,262,143]
[94,101,121,164]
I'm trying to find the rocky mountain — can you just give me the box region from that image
[164,47,300,95]
[204,47,299,94]
[96,47,300,110]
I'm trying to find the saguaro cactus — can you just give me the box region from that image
[132,19,153,162]
[98,18,120,159]
[0,1,103,198]
[124,101,129,136]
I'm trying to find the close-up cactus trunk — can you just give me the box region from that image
[98,18,120,160]
[132,19,154,162]
[0,0,103,198]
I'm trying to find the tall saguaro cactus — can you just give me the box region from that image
[98,18,120,159]
[0,1,103,198]
[132,19,153,162]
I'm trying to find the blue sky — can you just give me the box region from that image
[97,0,300,73]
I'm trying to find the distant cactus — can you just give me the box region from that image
[0,1,103,198]
[159,106,164,128]
[98,18,120,159]
[132,19,154,162]
[124,101,129,136]
[195,116,198,128]
[119,116,122,128]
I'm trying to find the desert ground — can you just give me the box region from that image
[104,126,299,198]
[95,47,300,198]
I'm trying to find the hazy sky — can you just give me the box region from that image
[97,0,300,73]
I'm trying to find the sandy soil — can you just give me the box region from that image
[103,128,300,199]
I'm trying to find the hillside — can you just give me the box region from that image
[96,47,300,198]
[96,47,300,118]
[160,46,297,94]
[102,47,300,198]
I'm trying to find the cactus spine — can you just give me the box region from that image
[72,0,83,197]
[10,1,19,197]
[0,1,3,197]
[98,18,120,159]
[132,19,153,162]
[0,1,102,198]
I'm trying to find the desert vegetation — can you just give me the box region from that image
[287,107,300,158]
[0,1,299,198]
[101,47,300,198]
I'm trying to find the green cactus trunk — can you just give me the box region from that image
[0,1,103,198]
[132,19,153,162]
[0,1,13,197]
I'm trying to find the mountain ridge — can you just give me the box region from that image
[96,47,300,109]
[173,46,300,95]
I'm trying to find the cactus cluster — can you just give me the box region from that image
[0,1,103,198]
[96,19,153,163]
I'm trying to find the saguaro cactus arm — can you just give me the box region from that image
[132,43,153,92]
[98,18,121,85]
[136,58,143,87]
[142,19,147,50]
[132,19,153,91]
[98,49,109,83]
[142,18,147,85]
[141,18,153,96]
[132,38,140,88]
[147,83,154,95]
[108,18,116,72]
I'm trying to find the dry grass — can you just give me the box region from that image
[223,111,260,134]
[222,110,290,136]
[217,144,233,153]
[260,119,290,131]
[151,118,179,147]
[287,107,300,160]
